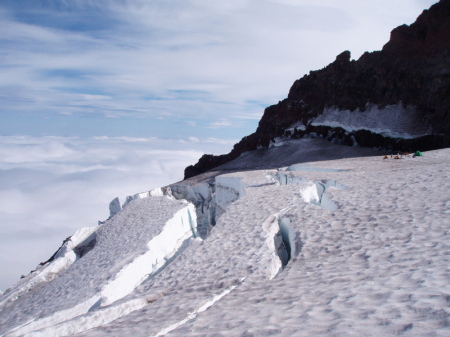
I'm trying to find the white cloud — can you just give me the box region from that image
[204,137,238,145]
[208,119,233,129]
[0,0,438,138]
[187,136,200,143]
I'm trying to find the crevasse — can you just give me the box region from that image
[272,208,296,274]
[165,176,246,239]
[4,204,199,337]
[99,204,198,307]
[268,171,343,211]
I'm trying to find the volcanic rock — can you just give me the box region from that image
[185,0,450,179]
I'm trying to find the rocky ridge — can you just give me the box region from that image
[185,0,450,179]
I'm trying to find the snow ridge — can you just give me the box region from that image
[100,205,198,307]
[0,227,98,310]
[1,198,199,337]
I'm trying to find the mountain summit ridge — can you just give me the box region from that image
[184,0,450,179]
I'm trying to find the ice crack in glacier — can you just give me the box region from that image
[150,277,246,337]
[268,171,344,211]
[3,204,199,337]
[167,176,246,239]
[272,208,297,274]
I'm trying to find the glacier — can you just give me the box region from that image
[0,138,449,337]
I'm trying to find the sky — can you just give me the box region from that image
[0,0,438,291]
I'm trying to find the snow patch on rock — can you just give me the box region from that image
[269,137,285,148]
[310,103,432,139]
[285,121,306,134]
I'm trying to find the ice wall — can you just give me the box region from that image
[214,176,245,219]
[168,176,246,239]
[100,204,198,307]
[122,184,214,239]
[109,197,121,218]
[170,183,214,239]
[278,213,296,262]
[268,171,342,211]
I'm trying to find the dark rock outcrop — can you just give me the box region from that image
[185,0,450,179]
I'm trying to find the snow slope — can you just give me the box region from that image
[0,196,198,336]
[0,139,449,337]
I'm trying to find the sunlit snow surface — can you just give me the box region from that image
[1,139,449,337]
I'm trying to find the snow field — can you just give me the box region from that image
[1,139,449,337]
[162,149,450,336]
[21,298,149,337]
[215,138,384,172]
[150,279,244,337]
[71,171,318,336]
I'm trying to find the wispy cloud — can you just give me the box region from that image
[0,0,438,139]
[208,119,233,129]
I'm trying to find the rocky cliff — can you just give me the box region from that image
[185,0,450,179]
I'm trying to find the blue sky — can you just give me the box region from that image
[0,0,437,141]
[0,0,438,292]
